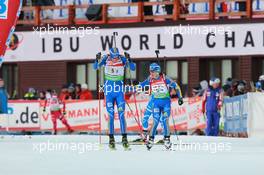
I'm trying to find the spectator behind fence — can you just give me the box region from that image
[192,80,208,97]
[202,77,223,136]
[34,0,55,19]
[256,75,264,92]
[75,84,82,99]
[222,77,233,97]
[80,84,93,100]
[237,80,247,95]
[59,85,70,101]
[68,84,75,99]
[24,87,37,100]
[38,91,46,100]
[0,78,8,114]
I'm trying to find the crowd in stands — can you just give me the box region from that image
[23,83,93,101]
[18,0,250,22]
[191,75,264,98]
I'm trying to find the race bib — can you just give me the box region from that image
[105,65,124,77]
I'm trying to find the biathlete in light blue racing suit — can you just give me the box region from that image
[138,63,183,150]
[141,85,183,142]
[93,48,135,149]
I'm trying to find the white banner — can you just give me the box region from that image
[5,23,264,62]
[0,98,205,132]
[247,92,264,138]
[6,101,40,130]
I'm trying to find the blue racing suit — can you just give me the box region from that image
[203,87,223,136]
[94,54,135,135]
[139,74,182,139]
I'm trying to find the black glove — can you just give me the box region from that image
[124,52,131,62]
[178,98,184,106]
[96,52,101,61]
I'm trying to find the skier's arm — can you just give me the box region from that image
[138,77,150,89]
[136,77,151,94]
[121,55,136,71]
[93,54,107,70]
[165,76,182,96]
[165,76,183,105]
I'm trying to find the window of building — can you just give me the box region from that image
[200,58,237,85]
[166,61,178,79]
[222,60,232,84]
[252,57,264,82]
[68,62,97,91]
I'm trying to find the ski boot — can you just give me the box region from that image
[68,128,74,134]
[109,135,116,150]
[146,137,154,150]
[122,134,131,151]
[164,136,172,150]
[52,130,57,135]
[156,138,164,145]
[142,129,148,142]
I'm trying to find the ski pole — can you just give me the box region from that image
[125,100,145,139]
[96,52,102,144]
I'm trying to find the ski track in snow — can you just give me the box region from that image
[0,135,264,175]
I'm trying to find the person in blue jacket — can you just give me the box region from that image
[93,48,135,150]
[202,77,223,136]
[138,63,183,150]
[0,78,8,114]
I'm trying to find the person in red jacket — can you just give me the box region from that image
[43,90,73,135]
[59,85,70,101]
[80,84,93,100]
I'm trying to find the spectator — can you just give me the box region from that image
[192,80,208,97]
[38,91,46,100]
[192,86,201,97]
[75,84,82,99]
[256,75,264,92]
[231,79,239,96]
[80,84,93,100]
[202,77,223,136]
[68,84,75,99]
[237,80,247,95]
[46,89,52,99]
[223,77,233,97]
[24,87,37,100]
[59,85,70,101]
[0,78,8,114]
[34,0,55,19]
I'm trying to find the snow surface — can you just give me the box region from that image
[0,135,264,175]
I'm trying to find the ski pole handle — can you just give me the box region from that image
[96,52,101,61]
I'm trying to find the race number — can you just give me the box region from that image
[0,0,8,19]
